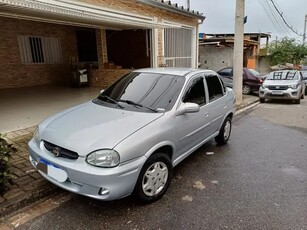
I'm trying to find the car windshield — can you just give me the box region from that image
[266,71,298,80]
[248,69,260,76]
[94,72,185,112]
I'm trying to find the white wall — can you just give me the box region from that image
[199,45,233,71]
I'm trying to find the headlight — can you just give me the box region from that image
[33,127,40,143]
[86,149,120,168]
[262,84,268,89]
[289,84,299,89]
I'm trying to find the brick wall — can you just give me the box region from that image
[89,69,131,89]
[0,17,77,89]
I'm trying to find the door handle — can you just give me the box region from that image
[204,112,209,117]
[224,105,227,109]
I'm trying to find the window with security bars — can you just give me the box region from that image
[18,36,62,64]
[164,28,193,67]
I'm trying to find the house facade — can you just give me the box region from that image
[0,0,205,89]
[198,33,270,72]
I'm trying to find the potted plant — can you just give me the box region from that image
[0,134,17,195]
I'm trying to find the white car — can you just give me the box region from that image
[259,70,305,104]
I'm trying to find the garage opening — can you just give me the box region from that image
[106,29,152,69]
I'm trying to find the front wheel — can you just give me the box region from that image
[215,117,232,145]
[134,153,173,203]
[260,98,265,103]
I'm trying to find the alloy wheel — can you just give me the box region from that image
[224,120,231,140]
[142,162,168,197]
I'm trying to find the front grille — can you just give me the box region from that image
[268,85,288,90]
[44,141,79,160]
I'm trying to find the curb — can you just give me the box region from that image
[235,99,260,116]
[0,184,58,218]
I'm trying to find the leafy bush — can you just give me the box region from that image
[0,134,17,195]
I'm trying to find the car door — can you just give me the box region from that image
[203,74,228,134]
[218,68,233,88]
[174,74,213,162]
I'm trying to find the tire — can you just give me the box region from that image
[134,153,173,203]
[215,116,232,145]
[294,98,301,104]
[301,93,304,99]
[260,98,265,103]
[242,85,252,95]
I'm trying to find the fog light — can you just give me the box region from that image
[292,92,297,96]
[98,187,109,196]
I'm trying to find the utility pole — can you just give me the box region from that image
[303,14,307,44]
[186,0,190,9]
[233,0,245,105]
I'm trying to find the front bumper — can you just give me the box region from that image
[28,138,146,200]
[259,87,301,100]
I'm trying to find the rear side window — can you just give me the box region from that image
[183,77,206,106]
[205,75,224,101]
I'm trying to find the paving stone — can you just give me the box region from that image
[13,163,27,170]
[11,168,25,177]
[3,188,24,200]
[13,175,32,184]
[0,223,11,230]
[15,177,35,186]
[29,172,41,179]
[22,166,35,173]
[0,196,5,204]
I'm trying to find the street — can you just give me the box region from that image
[4,99,307,230]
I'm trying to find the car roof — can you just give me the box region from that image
[134,68,216,77]
[271,70,298,74]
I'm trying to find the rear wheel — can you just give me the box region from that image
[260,98,265,103]
[134,153,172,203]
[215,117,232,145]
[242,85,252,95]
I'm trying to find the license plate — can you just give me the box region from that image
[272,91,283,95]
[36,159,68,183]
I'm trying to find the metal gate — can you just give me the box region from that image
[164,28,193,67]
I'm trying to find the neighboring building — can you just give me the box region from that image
[199,33,270,72]
[0,0,205,89]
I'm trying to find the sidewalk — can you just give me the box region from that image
[0,95,260,217]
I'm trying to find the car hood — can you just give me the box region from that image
[264,79,298,85]
[40,101,163,156]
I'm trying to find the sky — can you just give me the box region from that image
[173,0,306,42]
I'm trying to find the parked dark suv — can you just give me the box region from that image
[217,67,263,94]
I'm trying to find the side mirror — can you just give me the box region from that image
[100,89,105,94]
[176,103,200,116]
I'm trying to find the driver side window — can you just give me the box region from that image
[183,77,206,106]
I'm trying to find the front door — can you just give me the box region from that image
[173,74,213,163]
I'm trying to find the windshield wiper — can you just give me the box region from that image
[116,99,158,113]
[98,95,124,109]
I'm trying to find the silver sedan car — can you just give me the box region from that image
[28,68,236,202]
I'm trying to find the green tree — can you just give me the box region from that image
[268,37,307,65]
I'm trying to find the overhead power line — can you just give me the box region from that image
[268,0,303,36]
[259,0,290,36]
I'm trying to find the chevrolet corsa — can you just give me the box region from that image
[29,68,236,202]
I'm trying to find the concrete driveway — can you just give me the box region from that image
[0,85,100,133]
